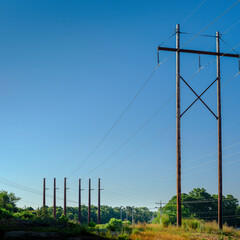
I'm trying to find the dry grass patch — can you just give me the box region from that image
[129,222,240,240]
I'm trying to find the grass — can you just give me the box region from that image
[129,220,240,240]
[1,218,240,240]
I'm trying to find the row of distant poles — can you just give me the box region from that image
[43,178,103,224]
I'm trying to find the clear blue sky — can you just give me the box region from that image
[0,0,240,210]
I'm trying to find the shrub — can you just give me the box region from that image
[13,211,35,220]
[117,233,129,240]
[182,218,204,231]
[57,214,68,225]
[88,221,96,227]
[122,220,131,226]
[106,218,123,231]
[0,208,13,219]
[160,214,170,227]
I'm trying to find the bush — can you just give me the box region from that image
[161,214,170,227]
[122,220,131,226]
[58,214,68,225]
[106,218,123,231]
[0,208,13,219]
[13,211,35,220]
[122,221,132,234]
[182,218,204,231]
[88,221,96,227]
[117,233,129,240]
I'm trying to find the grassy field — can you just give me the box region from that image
[130,222,240,240]
[1,218,240,239]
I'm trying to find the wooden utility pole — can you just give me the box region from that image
[176,23,181,227]
[157,24,239,230]
[217,31,223,230]
[53,178,56,219]
[64,177,67,216]
[78,179,84,224]
[156,201,165,224]
[120,206,123,221]
[97,178,103,224]
[88,179,93,223]
[43,178,46,210]
[132,206,134,225]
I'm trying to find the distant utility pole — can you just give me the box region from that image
[88,179,94,223]
[120,206,123,221]
[53,178,57,219]
[98,178,103,224]
[132,206,134,225]
[157,24,239,229]
[64,177,67,216]
[78,179,84,224]
[155,201,163,224]
[43,178,46,210]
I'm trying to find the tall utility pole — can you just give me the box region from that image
[64,177,67,216]
[53,178,56,219]
[97,178,103,224]
[88,179,94,223]
[78,179,84,224]
[176,23,181,227]
[217,31,223,230]
[157,24,239,229]
[43,178,46,210]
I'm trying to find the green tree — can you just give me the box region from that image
[159,188,240,227]
[0,190,20,212]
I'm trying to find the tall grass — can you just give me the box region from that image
[130,220,240,240]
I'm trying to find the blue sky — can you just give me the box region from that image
[0,0,240,211]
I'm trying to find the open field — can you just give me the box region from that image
[1,219,240,239]
[130,222,240,240]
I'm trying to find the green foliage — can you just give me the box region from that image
[152,213,170,227]
[117,233,129,239]
[88,221,96,227]
[13,211,35,220]
[0,207,13,219]
[122,220,132,234]
[106,218,123,231]
[0,190,20,212]
[157,188,240,227]
[161,214,170,227]
[57,214,68,225]
[123,220,131,226]
[182,218,204,231]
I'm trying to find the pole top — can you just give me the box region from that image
[216,31,220,37]
[176,24,180,31]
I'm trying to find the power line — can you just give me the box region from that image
[180,0,208,25]
[222,19,240,35]
[67,64,161,179]
[67,2,240,179]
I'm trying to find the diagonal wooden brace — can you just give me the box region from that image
[180,76,218,119]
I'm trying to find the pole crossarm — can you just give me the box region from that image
[157,47,239,58]
[180,76,218,119]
